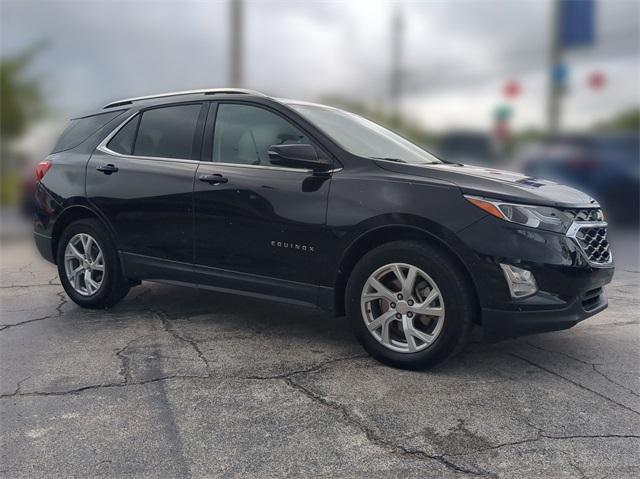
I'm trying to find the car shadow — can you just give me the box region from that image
[74,281,535,376]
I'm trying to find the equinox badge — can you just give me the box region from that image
[271,240,315,253]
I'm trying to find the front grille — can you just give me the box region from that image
[564,208,603,222]
[574,226,611,264]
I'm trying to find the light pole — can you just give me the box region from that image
[229,0,244,87]
[390,6,404,118]
[547,0,563,135]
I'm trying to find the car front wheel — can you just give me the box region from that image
[346,240,475,370]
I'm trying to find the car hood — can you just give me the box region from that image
[375,161,598,208]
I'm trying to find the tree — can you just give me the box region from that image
[594,109,640,132]
[0,45,46,205]
[0,46,46,144]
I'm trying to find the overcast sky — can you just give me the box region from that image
[2,0,639,133]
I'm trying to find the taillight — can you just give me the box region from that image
[35,160,52,181]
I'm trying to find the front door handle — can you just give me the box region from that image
[96,164,119,175]
[199,173,228,185]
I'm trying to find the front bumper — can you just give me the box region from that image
[457,215,615,341]
[481,281,610,341]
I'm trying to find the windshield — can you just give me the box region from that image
[287,103,442,165]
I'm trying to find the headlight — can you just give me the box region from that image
[465,196,573,233]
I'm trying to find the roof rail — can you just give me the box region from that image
[103,88,266,109]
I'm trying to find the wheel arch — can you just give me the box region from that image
[332,224,481,323]
[51,205,118,263]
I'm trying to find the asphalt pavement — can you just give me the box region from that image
[1,239,638,478]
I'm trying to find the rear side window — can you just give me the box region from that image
[52,111,124,153]
[133,104,202,159]
[107,115,140,155]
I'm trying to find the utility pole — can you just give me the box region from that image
[547,0,562,135]
[390,6,404,118]
[548,0,597,134]
[229,0,244,87]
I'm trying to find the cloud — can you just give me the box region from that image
[1,0,228,114]
[2,0,638,129]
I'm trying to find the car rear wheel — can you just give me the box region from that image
[346,240,475,369]
[57,218,129,309]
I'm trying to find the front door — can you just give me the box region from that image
[193,102,332,305]
[87,102,205,279]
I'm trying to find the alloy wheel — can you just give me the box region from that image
[64,233,105,296]
[361,263,445,353]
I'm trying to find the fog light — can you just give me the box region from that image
[500,264,538,298]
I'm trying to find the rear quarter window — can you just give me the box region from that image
[107,115,140,155]
[52,110,124,153]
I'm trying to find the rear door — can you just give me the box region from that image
[87,102,206,280]
[192,102,333,305]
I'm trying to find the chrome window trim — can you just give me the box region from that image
[97,145,202,165]
[206,162,314,174]
[565,221,613,267]
[97,112,338,173]
[98,144,324,173]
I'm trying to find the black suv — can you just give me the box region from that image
[33,89,614,369]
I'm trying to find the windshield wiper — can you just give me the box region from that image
[370,156,444,165]
[369,157,406,163]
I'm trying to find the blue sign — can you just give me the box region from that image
[552,63,568,86]
[561,0,596,48]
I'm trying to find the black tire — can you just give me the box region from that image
[346,240,475,370]
[56,218,130,309]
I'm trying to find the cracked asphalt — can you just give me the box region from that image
[1,240,639,478]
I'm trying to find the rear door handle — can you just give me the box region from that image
[199,174,228,185]
[96,164,119,175]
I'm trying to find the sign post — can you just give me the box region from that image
[547,0,595,135]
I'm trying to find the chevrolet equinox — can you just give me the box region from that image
[33,89,614,369]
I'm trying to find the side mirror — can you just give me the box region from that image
[268,144,331,172]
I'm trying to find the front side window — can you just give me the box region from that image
[213,104,310,166]
[132,104,202,159]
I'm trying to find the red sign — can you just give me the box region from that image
[588,71,606,90]
[503,81,521,98]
